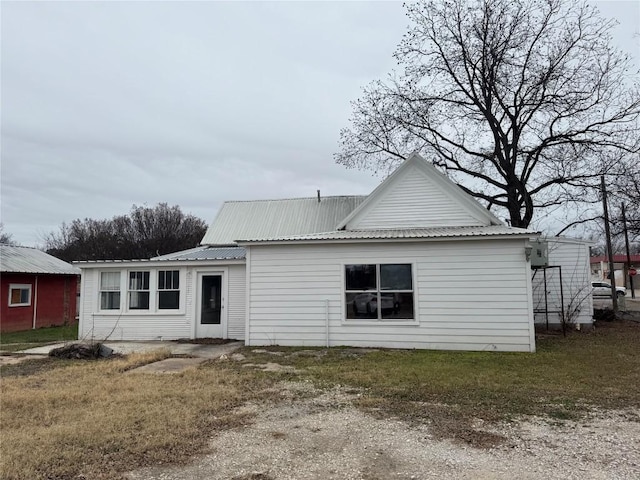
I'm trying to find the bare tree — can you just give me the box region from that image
[336,0,640,228]
[44,204,207,262]
[0,224,17,245]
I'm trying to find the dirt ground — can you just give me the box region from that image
[128,382,640,480]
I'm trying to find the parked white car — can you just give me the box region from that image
[592,281,626,298]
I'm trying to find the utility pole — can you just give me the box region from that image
[601,176,618,312]
[622,203,635,299]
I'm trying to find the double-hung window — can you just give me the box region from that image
[345,264,414,320]
[128,271,150,310]
[158,270,180,310]
[100,272,121,310]
[8,284,31,307]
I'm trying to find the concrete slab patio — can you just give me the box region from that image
[17,340,243,359]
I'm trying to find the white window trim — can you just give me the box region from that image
[98,270,122,312]
[95,268,187,316]
[157,269,181,310]
[8,284,32,307]
[127,270,151,311]
[341,262,419,325]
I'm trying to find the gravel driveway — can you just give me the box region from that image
[128,382,640,480]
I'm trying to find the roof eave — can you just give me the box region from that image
[236,232,537,246]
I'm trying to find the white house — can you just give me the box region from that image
[77,154,539,352]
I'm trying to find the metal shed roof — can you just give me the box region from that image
[201,196,366,246]
[152,246,246,261]
[0,244,81,275]
[236,225,538,243]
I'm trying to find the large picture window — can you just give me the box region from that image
[345,264,414,320]
[158,270,180,310]
[100,272,121,310]
[8,284,31,307]
[128,271,150,310]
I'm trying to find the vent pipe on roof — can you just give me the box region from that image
[317,190,321,203]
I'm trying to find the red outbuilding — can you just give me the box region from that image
[1,244,80,333]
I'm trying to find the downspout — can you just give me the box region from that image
[325,299,330,348]
[32,275,39,330]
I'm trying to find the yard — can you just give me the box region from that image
[0,324,78,353]
[1,321,639,479]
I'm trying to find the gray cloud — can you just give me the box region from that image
[1,1,637,245]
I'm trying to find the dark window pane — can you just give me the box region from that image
[158,271,166,290]
[346,292,379,319]
[345,264,377,291]
[170,271,179,289]
[129,271,150,290]
[101,291,120,310]
[159,291,180,309]
[380,264,412,290]
[129,291,149,310]
[380,293,414,319]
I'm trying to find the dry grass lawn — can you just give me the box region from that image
[1,320,639,479]
[0,350,276,480]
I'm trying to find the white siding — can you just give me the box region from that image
[77,263,247,341]
[348,164,485,230]
[78,269,95,340]
[78,267,191,341]
[247,239,535,352]
[531,239,593,326]
[227,264,246,339]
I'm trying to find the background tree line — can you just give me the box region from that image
[43,203,207,262]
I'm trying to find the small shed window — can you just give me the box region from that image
[8,284,31,307]
[345,264,414,320]
[128,271,150,310]
[100,272,121,310]
[158,270,180,310]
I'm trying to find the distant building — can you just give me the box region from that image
[590,255,640,288]
[1,244,80,333]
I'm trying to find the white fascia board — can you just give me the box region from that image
[236,233,535,247]
[75,259,246,269]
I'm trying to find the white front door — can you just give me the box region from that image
[196,273,225,338]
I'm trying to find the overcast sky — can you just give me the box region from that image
[2,1,638,247]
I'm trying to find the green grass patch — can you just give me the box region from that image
[239,321,640,420]
[0,324,78,352]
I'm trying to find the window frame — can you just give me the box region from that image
[128,270,151,311]
[8,284,32,307]
[99,271,122,311]
[343,262,417,324]
[157,270,180,310]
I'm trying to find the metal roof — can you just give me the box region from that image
[201,195,366,246]
[151,246,246,261]
[236,225,538,243]
[0,244,81,275]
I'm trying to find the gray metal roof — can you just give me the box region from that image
[236,225,538,243]
[201,196,366,246]
[151,246,246,261]
[0,244,81,275]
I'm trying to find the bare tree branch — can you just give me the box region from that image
[336,0,640,230]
